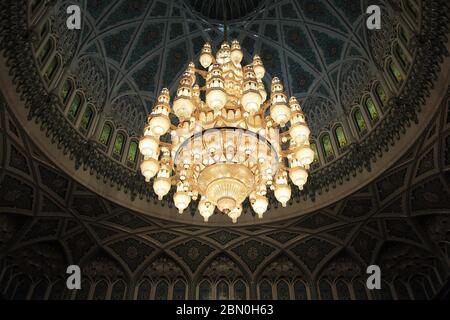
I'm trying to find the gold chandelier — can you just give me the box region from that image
[139,40,313,223]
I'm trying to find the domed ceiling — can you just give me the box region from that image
[72,0,377,134]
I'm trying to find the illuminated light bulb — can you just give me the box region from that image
[289,166,308,188]
[198,197,215,222]
[271,104,291,127]
[230,40,243,64]
[275,184,291,207]
[295,145,315,167]
[253,55,265,79]
[153,176,171,200]
[200,43,213,68]
[251,194,268,218]
[228,205,242,224]
[174,188,191,214]
[290,123,310,145]
[139,135,159,157]
[149,114,170,136]
[258,82,267,102]
[206,89,227,111]
[173,97,195,119]
[241,91,262,114]
[140,158,159,182]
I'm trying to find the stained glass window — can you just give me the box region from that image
[38,38,52,64]
[294,281,308,300]
[155,281,169,300]
[311,142,319,163]
[30,279,48,300]
[336,281,351,300]
[60,79,73,104]
[321,134,334,161]
[394,280,411,300]
[99,123,112,146]
[389,60,403,84]
[173,280,186,300]
[127,141,138,163]
[353,109,367,134]
[259,281,272,300]
[137,280,151,300]
[399,25,409,45]
[395,43,409,68]
[234,280,247,300]
[113,133,125,156]
[45,55,59,81]
[276,281,290,300]
[13,278,31,300]
[110,280,126,300]
[365,97,379,121]
[353,280,368,300]
[93,281,108,300]
[375,84,387,105]
[375,281,394,300]
[334,126,347,148]
[48,280,65,300]
[319,279,333,300]
[216,281,229,300]
[67,93,82,122]
[199,280,212,300]
[75,280,90,300]
[80,106,94,133]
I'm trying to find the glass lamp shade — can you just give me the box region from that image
[274,184,291,207]
[254,65,265,79]
[140,158,160,182]
[271,104,291,127]
[231,49,243,65]
[173,97,195,119]
[206,89,227,111]
[198,198,215,222]
[289,166,308,188]
[200,53,213,69]
[241,91,262,114]
[139,135,159,158]
[290,123,310,145]
[295,145,315,167]
[228,205,242,223]
[153,177,171,200]
[174,190,191,213]
[149,114,170,136]
[251,195,268,218]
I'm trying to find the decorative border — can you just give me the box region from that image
[0,0,449,211]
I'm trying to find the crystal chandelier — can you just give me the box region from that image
[139,40,313,223]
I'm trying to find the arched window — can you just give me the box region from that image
[136,280,151,300]
[155,281,169,300]
[99,123,113,146]
[318,279,333,300]
[48,280,65,300]
[198,280,212,300]
[404,0,418,20]
[13,277,32,300]
[389,60,403,84]
[67,93,82,123]
[92,281,108,300]
[336,280,351,300]
[395,43,410,69]
[398,25,410,45]
[127,141,139,166]
[375,281,393,300]
[233,280,247,300]
[39,21,50,41]
[375,83,387,106]
[173,280,186,300]
[110,280,126,300]
[216,280,229,300]
[276,280,290,300]
[112,133,126,160]
[393,279,411,300]
[38,38,53,65]
[80,106,94,135]
[45,55,60,83]
[353,108,367,135]
[30,279,49,300]
[352,279,368,300]
[294,280,308,300]
[334,125,347,149]
[321,133,334,161]
[310,142,320,165]
[75,280,91,300]
[60,79,73,105]
[365,97,379,121]
[259,280,273,300]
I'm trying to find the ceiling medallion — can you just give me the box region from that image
[139,40,313,223]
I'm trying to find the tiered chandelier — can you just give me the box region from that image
[139,40,313,223]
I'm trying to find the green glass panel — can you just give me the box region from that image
[390,61,402,83]
[396,44,409,68]
[335,126,347,148]
[60,80,72,103]
[80,107,93,131]
[216,281,229,300]
[113,134,125,155]
[99,124,112,146]
[38,39,52,64]
[234,281,246,300]
[311,143,319,163]
[199,281,212,300]
[127,141,138,162]
[321,134,334,159]
[365,97,379,121]
[68,94,81,121]
[354,109,367,133]
[45,56,58,80]
[376,84,387,104]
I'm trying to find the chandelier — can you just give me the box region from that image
[139,40,313,223]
